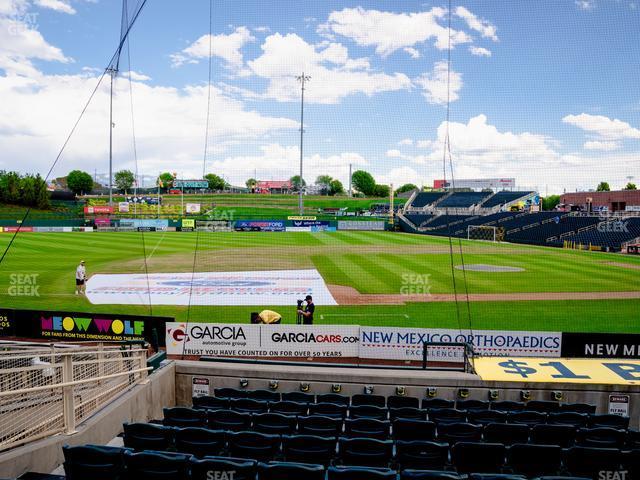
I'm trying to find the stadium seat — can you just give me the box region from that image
[564,446,623,478]
[352,394,386,407]
[490,401,525,412]
[317,393,350,406]
[422,399,455,410]
[401,470,463,479]
[484,423,530,446]
[622,449,640,479]
[257,461,325,480]
[526,401,561,413]
[282,434,337,465]
[122,423,174,451]
[428,408,467,424]
[548,412,588,427]
[468,475,527,480]
[297,414,343,437]
[338,437,394,467]
[309,402,348,418]
[456,399,490,411]
[393,419,437,441]
[190,456,257,480]
[388,395,420,409]
[507,410,547,426]
[530,477,590,480]
[214,387,247,399]
[627,429,640,448]
[438,422,483,444]
[395,440,449,470]
[390,407,428,421]
[468,410,507,425]
[281,391,315,403]
[350,405,389,420]
[269,400,309,416]
[507,443,563,477]
[228,431,281,461]
[62,444,127,480]
[328,465,397,479]
[123,450,190,480]
[230,398,269,414]
[345,418,391,439]
[162,407,207,428]
[247,389,281,402]
[560,403,596,414]
[207,409,252,431]
[192,395,230,410]
[530,424,577,447]
[252,412,297,434]
[451,442,506,474]
[576,427,627,448]
[174,427,225,457]
[588,414,630,430]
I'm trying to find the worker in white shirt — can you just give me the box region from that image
[75,260,87,295]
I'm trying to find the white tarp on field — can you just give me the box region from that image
[86,269,337,306]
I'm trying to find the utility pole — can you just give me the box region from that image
[296,72,310,216]
[348,163,352,197]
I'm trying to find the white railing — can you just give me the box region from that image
[0,342,149,452]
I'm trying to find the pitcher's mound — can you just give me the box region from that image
[457,264,525,272]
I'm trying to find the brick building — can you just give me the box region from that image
[560,190,640,212]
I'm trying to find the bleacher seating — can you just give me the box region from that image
[410,192,448,208]
[565,217,640,250]
[422,215,471,230]
[403,214,435,228]
[59,389,637,479]
[438,192,492,208]
[480,191,534,209]
[507,216,601,246]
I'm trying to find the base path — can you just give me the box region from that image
[328,285,640,305]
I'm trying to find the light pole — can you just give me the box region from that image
[107,66,117,206]
[296,73,310,216]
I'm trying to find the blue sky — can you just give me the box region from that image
[0,0,638,193]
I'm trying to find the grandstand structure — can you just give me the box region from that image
[398,191,640,251]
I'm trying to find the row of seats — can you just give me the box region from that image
[564,218,640,249]
[438,192,492,208]
[68,437,640,479]
[480,192,535,209]
[410,192,448,208]
[507,217,601,245]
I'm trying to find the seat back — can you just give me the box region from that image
[228,431,281,461]
[393,418,437,441]
[174,427,225,457]
[328,465,397,479]
[350,405,388,420]
[123,450,190,480]
[507,443,562,476]
[282,434,337,465]
[269,400,309,416]
[122,423,173,451]
[564,446,623,478]
[297,414,343,437]
[214,387,247,399]
[309,402,348,419]
[192,396,230,410]
[207,409,252,431]
[345,418,391,439]
[63,444,127,480]
[437,422,482,444]
[162,407,207,428]
[483,423,530,445]
[451,442,506,473]
[352,394,386,407]
[388,395,420,409]
[395,440,449,470]
[252,412,297,435]
[257,461,325,480]
[316,393,350,406]
[530,424,577,447]
[338,437,394,468]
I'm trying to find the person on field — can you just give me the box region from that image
[75,260,87,295]
[297,295,315,325]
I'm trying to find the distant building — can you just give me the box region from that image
[434,178,516,191]
[255,180,293,194]
[560,190,640,213]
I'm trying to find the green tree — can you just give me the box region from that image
[624,182,637,190]
[67,170,94,196]
[290,175,306,192]
[245,178,257,189]
[0,171,21,204]
[596,182,610,192]
[316,175,333,186]
[329,179,344,196]
[157,172,175,192]
[35,174,50,209]
[20,174,37,206]
[372,184,390,198]
[542,194,560,211]
[114,170,135,194]
[205,173,226,191]
[351,170,376,196]
[396,183,417,195]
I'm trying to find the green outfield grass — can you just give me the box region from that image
[0,230,638,332]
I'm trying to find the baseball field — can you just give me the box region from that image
[0,230,639,332]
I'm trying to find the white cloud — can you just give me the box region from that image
[416,140,434,149]
[415,61,462,105]
[469,46,491,57]
[575,0,596,10]
[455,6,498,42]
[386,149,404,158]
[170,26,255,73]
[563,113,640,140]
[398,138,413,146]
[584,140,621,151]
[34,0,75,14]
[377,166,424,188]
[0,0,28,15]
[246,33,411,104]
[319,7,471,57]
[403,47,421,59]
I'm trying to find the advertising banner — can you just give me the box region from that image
[84,206,113,214]
[360,327,562,361]
[186,203,201,214]
[561,332,640,359]
[120,219,169,230]
[165,323,359,358]
[32,227,73,233]
[2,226,34,233]
[288,216,317,221]
[94,217,111,227]
[181,219,195,231]
[234,220,285,232]
[0,309,14,336]
[197,220,232,232]
[119,202,130,213]
[338,221,385,231]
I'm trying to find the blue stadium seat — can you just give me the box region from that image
[547,412,588,428]
[252,412,297,435]
[401,470,463,479]
[207,409,252,431]
[438,192,491,208]
[257,461,325,480]
[410,192,447,208]
[174,427,225,457]
[484,423,530,445]
[530,424,577,447]
[622,449,640,479]
[428,408,467,425]
[564,446,623,478]
[345,418,391,439]
[269,400,309,416]
[328,465,397,479]
[62,444,127,480]
[247,389,281,402]
[162,407,207,428]
[437,422,482,444]
[422,399,455,410]
[123,450,190,480]
[527,401,561,413]
[192,395,230,410]
[228,431,281,461]
[230,398,269,414]
[576,427,626,448]
[560,403,596,414]
[468,410,507,425]
[122,423,174,451]
[627,429,640,449]
[468,475,527,480]
[457,399,490,412]
[390,407,428,421]
[507,443,563,477]
[588,414,630,430]
[309,402,348,418]
[350,405,388,420]
[530,477,590,480]
[480,191,533,209]
[297,414,343,437]
[395,440,449,470]
[352,394,386,408]
[388,395,420,409]
[393,419,437,441]
[451,442,506,474]
[190,456,257,480]
[507,411,547,426]
[214,387,247,399]
[490,401,525,412]
[282,434,337,465]
[317,393,350,406]
[281,391,315,403]
[338,437,394,468]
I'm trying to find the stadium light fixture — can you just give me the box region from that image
[395,386,406,397]
[239,378,249,389]
[426,387,438,398]
[296,72,311,216]
[299,382,310,393]
[331,383,342,394]
[269,380,279,391]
